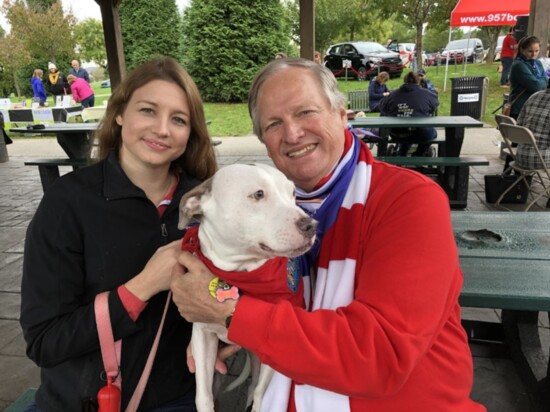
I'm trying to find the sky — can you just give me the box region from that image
[1,0,190,32]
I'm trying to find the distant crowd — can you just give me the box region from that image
[30,59,95,108]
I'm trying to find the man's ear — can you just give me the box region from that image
[178,178,213,229]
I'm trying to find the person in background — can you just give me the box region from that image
[500,27,518,88]
[368,71,390,112]
[67,74,95,108]
[69,59,91,83]
[516,78,550,171]
[380,71,439,156]
[314,51,322,64]
[31,69,48,107]
[46,62,68,98]
[508,36,548,119]
[20,57,222,411]
[417,69,437,95]
[171,58,485,412]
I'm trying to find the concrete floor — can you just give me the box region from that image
[1,127,549,411]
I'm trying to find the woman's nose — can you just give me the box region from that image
[153,117,170,137]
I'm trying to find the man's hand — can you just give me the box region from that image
[171,251,237,326]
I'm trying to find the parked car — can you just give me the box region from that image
[440,38,484,64]
[494,35,505,61]
[324,41,403,80]
[100,79,111,88]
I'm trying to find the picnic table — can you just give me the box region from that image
[452,211,550,411]
[350,116,488,208]
[349,115,484,157]
[3,106,82,125]
[10,122,98,160]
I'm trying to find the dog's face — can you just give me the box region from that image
[179,164,317,271]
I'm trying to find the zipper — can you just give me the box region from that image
[161,223,168,238]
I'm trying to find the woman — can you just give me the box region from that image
[67,74,95,107]
[368,71,390,112]
[46,62,68,98]
[21,57,218,411]
[508,36,548,119]
[30,69,47,107]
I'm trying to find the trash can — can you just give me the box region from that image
[450,76,488,120]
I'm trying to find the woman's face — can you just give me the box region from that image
[521,42,540,60]
[116,79,192,172]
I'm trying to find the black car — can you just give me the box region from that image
[324,41,403,81]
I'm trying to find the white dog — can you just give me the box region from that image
[178,163,317,412]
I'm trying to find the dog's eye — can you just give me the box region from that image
[252,190,264,200]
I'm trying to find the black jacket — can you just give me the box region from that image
[47,70,69,96]
[21,152,200,411]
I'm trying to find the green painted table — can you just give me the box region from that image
[452,211,550,410]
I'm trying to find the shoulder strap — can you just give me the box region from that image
[95,291,172,412]
[95,292,122,389]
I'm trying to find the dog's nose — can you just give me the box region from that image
[296,216,318,237]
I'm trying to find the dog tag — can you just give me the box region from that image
[208,277,239,302]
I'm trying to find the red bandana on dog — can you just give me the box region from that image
[181,226,304,307]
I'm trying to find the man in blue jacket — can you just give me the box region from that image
[380,71,439,156]
[69,60,90,83]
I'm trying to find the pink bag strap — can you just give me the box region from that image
[95,290,172,412]
[95,292,122,389]
[126,291,172,411]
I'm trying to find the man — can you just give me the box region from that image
[380,71,439,156]
[500,27,518,87]
[516,78,550,171]
[171,58,485,411]
[69,59,90,83]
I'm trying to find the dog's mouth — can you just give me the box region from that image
[259,239,314,257]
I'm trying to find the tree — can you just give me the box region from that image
[0,34,31,97]
[119,0,183,71]
[315,0,394,52]
[74,18,107,70]
[182,0,291,102]
[1,0,75,96]
[374,0,456,68]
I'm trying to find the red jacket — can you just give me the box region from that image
[228,156,485,411]
[501,34,517,59]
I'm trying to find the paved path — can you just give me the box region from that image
[0,127,548,410]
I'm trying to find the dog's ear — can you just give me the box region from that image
[178,178,213,229]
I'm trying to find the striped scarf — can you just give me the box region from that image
[261,131,374,412]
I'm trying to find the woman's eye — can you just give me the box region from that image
[140,107,154,114]
[173,116,187,125]
[253,190,264,200]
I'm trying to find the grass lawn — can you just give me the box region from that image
[9,63,504,138]
[205,61,504,137]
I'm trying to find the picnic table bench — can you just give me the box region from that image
[376,155,489,209]
[452,211,550,411]
[24,158,90,192]
[350,116,486,209]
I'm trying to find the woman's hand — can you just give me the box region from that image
[125,240,182,301]
[186,342,242,375]
[171,252,237,326]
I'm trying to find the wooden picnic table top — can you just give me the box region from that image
[349,115,484,129]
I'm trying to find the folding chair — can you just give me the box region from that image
[347,90,370,113]
[497,123,550,211]
[81,106,106,123]
[495,114,516,163]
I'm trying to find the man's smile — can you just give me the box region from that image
[287,143,316,158]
